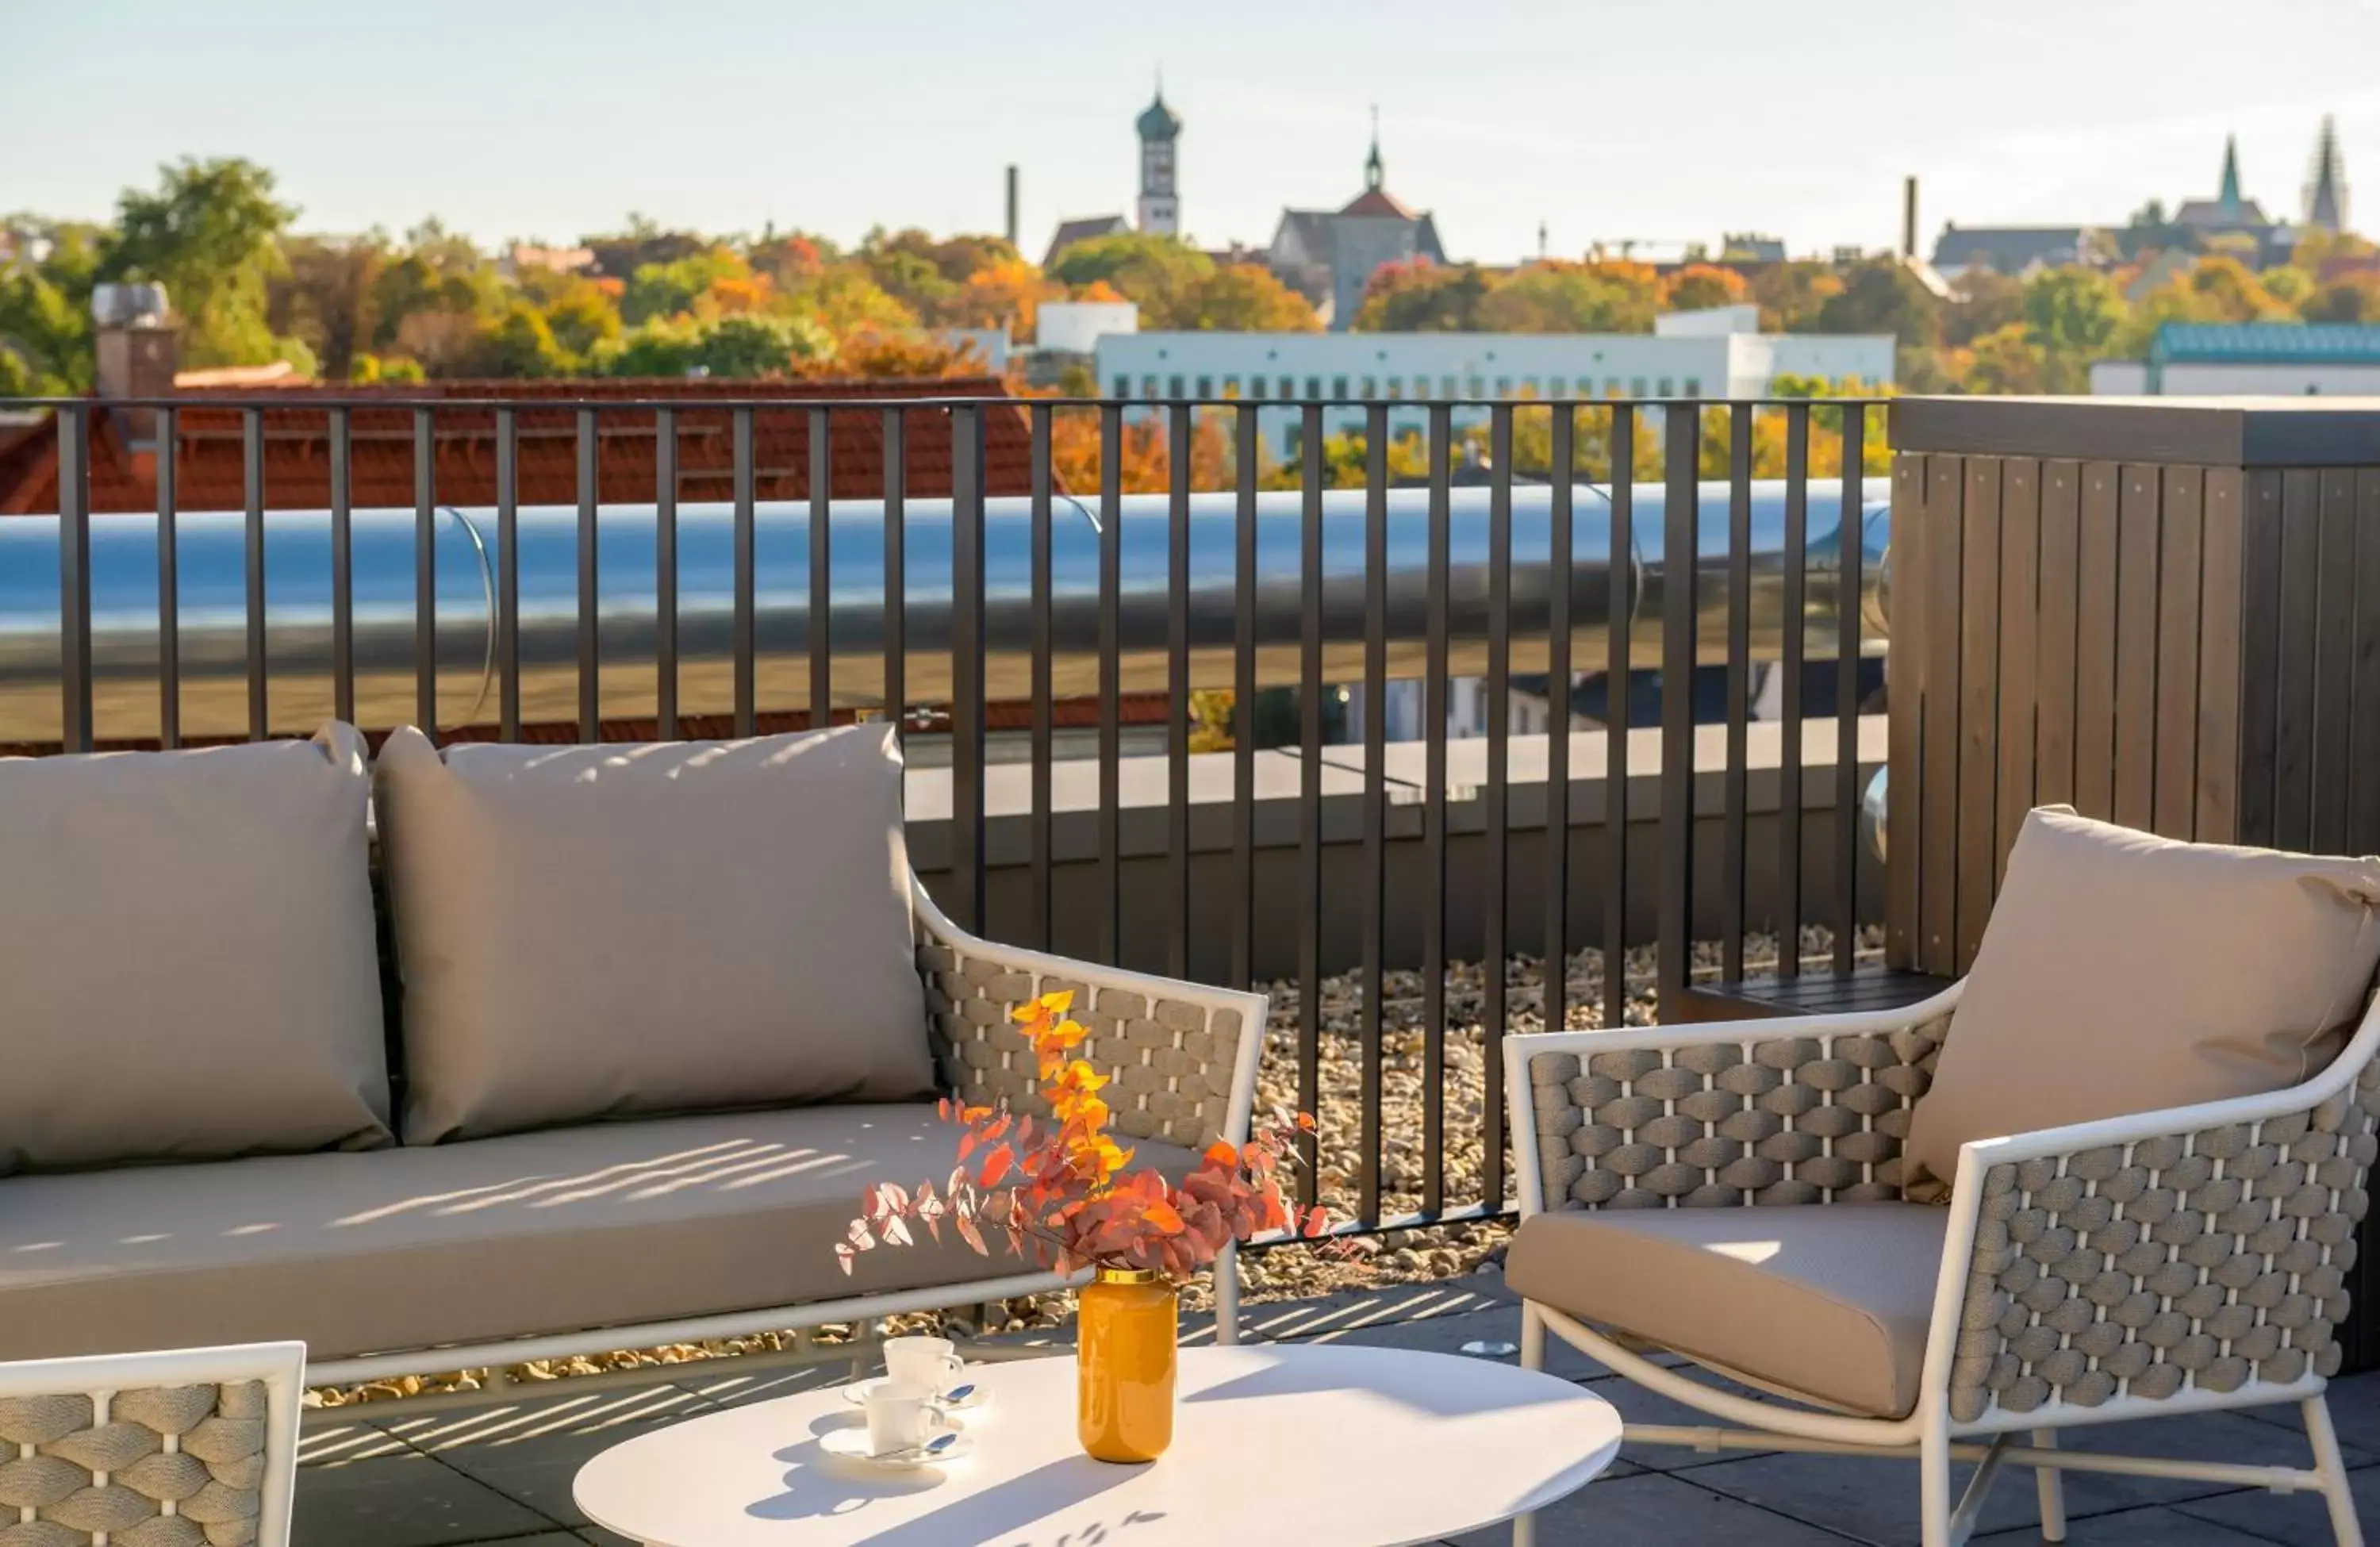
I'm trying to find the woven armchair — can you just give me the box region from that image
[1503,985,2379,1547]
[0,1342,305,1547]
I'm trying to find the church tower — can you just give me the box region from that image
[1136,83,1181,237]
[2306,115,2350,233]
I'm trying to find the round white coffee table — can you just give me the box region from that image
[575,1343,1619,1546]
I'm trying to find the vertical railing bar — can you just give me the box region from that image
[575,406,599,744]
[1232,402,1258,991]
[1099,405,1123,965]
[1835,405,1866,973]
[951,405,988,934]
[1604,405,1633,1031]
[808,405,832,734]
[732,407,757,739]
[155,406,180,749]
[1779,402,1810,979]
[330,407,355,728]
[1360,401,1389,1227]
[882,407,907,758]
[1422,401,1452,1220]
[248,406,270,742]
[654,406,679,739]
[1030,403,1055,950]
[493,408,517,741]
[1658,405,1700,1013]
[1166,402,1192,980]
[56,404,92,754]
[1544,402,1574,1038]
[1722,402,1752,981]
[1296,401,1324,1209]
[1484,401,1514,1213]
[409,408,435,743]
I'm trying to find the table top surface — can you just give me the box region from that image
[574,1342,1622,1547]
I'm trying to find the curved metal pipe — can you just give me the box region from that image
[0,480,1888,744]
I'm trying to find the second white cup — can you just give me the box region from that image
[883,1334,964,1392]
[862,1379,943,1457]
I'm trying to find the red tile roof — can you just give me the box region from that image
[0,378,1046,516]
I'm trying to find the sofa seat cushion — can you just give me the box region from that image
[0,722,391,1173]
[1905,807,2380,1189]
[374,723,938,1143]
[0,1106,1195,1365]
[1504,1203,1948,1418]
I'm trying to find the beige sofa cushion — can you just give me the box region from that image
[1505,1203,1946,1418]
[0,1105,1198,1362]
[0,724,391,1172]
[1905,808,2380,1188]
[375,722,936,1142]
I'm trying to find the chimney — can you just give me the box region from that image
[1005,165,1019,250]
[92,282,177,451]
[1902,176,1918,261]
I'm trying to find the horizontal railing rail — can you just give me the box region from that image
[4,391,1889,1232]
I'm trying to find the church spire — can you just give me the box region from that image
[2217,133,2244,216]
[2307,114,2349,232]
[1364,105,1384,193]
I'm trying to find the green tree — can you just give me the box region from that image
[623,248,750,324]
[1474,261,1657,332]
[1943,268,2024,348]
[2303,273,2380,322]
[2020,267,2127,391]
[1047,232,1215,327]
[1963,322,2050,394]
[102,158,301,368]
[271,232,388,380]
[1750,261,1844,332]
[1815,259,1941,347]
[0,224,103,392]
[1349,259,1494,331]
[603,312,831,378]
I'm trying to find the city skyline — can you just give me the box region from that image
[7,0,2378,263]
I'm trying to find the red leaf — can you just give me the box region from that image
[1303,1207,1331,1239]
[980,1143,1015,1187]
[1143,1199,1185,1234]
[1202,1140,1239,1170]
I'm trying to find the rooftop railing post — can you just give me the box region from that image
[1603,405,1634,1029]
[412,407,435,743]
[1422,401,1452,1219]
[56,403,91,754]
[331,406,356,730]
[732,407,756,739]
[950,402,988,935]
[576,406,599,744]
[246,406,269,742]
[1359,401,1389,1227]
[1098,405,1123,965]
[156,405,179,750]
[808,405,832,734]
[1029,403,1054,950]
[882,406,907,759]
[655,406,678,739]
[1657,404,1699,1017]
[1166,402,1192,979]
[1296,401,1325,1209]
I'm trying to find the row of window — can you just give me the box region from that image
[1108,373,1701,402]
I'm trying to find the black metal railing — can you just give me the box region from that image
[2,390,1892,1232]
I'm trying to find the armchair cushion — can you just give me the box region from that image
[1505,1203,1947,1418]
[1905,807,2380,1188]
[0,724,391,1172]
[375,722,937,1143]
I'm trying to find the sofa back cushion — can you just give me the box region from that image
[1904,807,2380,1189]
[374,722,935,1142]
[0,724,392,1173]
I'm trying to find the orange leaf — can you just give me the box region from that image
[980,1143,1015,1187]
[1203,1140,1239,1169]
[1143,1199,1185,1234]
[1303,1207,1331,1238]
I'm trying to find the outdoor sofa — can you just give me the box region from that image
[1503,807,2380,1545]
[0,721,1264,1415]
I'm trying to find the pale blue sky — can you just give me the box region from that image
[9,0,2378,262]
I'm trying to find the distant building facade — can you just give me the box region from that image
[1931,225,2115,278]
[2090,322,2380,395]
[1093,308,1892,444]
[1266,117,1449,330]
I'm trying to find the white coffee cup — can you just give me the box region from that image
[864,1379,944,1457]
[883,1334,964,1392]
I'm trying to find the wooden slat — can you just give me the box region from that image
[1995,459,2040,882]
[2111,465,2161,831]
[1886,454,1927,970]
[2353,470,2380,855]
[2195,468,2246,843]
[2071,463,2120,822]
[2274,470,2321,852]
[2033,461,2081,810]
[2236,472,2284,847]
[2310,469,2359,854]
[1956,459,2001,972]
[2152,466,2202,839]
[1921,456,1964,977]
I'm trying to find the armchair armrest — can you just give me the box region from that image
[911,884,1267,1153]
[1939,1034,2380,1426]
[1506,988,1962,1216]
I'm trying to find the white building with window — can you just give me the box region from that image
[1092,309,1893,441]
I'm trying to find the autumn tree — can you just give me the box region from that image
[1474,261,1658,332]
[2303,272,2380,322]
[1046,233,1215,327]
[1942,268,2024,348]
[1749,261,1844,332]
[1816,259,1942,348]
[1658,263,1749,313]
[1173,264,1321,331]
[1350,258,1493,331]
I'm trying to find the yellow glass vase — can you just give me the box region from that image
[1077,1266,1177,1463]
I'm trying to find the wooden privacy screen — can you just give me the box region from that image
[1885,399,2380,977]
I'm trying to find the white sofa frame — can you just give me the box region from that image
[0,1341,308,1546]
[299,881,1268,1423]
[1503,983,2376,1547]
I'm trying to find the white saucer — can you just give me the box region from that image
[817,1417,973,1470]
[842,1375,993,1412]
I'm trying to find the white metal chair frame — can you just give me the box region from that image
[296,882,1266,1421]
[1504,984,2376,1547]
[0,1341,308,1547]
